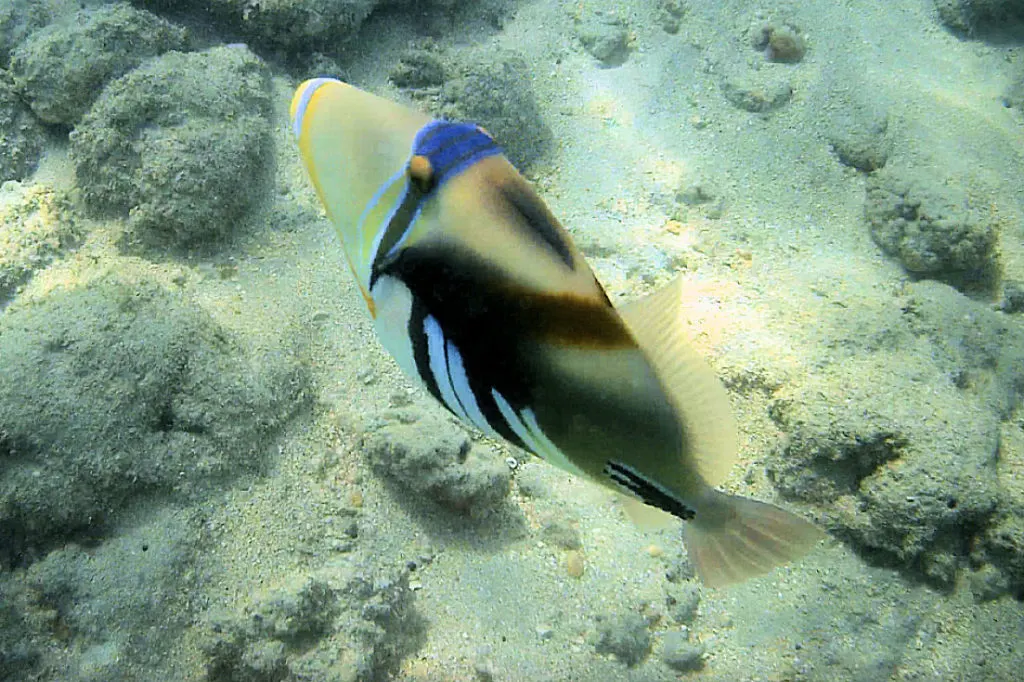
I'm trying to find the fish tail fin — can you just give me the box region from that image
[682,490,824,588]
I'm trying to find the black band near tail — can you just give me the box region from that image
[604,460,696,521]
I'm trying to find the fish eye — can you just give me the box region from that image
[408,155,435,193]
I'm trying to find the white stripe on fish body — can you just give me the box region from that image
[491,389,587,478]
[444,339,500,438]
[424,314,476,426]
[369,275,421,387]
[491,389,545,460]
[370,273,499,439]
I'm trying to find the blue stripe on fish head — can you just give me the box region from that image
[410,120,503,192]
[291,77,338,139]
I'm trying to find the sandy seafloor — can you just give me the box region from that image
[2,0,1024,680]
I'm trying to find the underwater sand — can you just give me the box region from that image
[2,0,1024,680]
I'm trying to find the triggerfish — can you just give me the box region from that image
[290,78,823,587]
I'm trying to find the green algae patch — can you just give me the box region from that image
[865,166,1002,293]
[0,0,63,69]
[0,183,79,305]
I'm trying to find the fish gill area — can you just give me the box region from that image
[2,0,1024,680]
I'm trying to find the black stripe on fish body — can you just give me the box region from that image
[401,271,529,450]
[604,460,696,521]
[383,243,629,448]
[491,175,576,270]
[370,184,427,288]
[407,297,446,408]
[384,240,633,354]
[387,242,687,479]
[369,124,504,291]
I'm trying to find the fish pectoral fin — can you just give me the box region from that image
[617,277,738,487]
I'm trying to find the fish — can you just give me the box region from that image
[290,78,823,587]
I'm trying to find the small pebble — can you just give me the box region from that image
[752,23,806,63]
[645,544,664,558]
[566,550,585,578]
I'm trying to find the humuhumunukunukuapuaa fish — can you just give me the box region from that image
[290,78,823,587]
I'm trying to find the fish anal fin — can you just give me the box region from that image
[618,277,738,486]
[616,491,678,530]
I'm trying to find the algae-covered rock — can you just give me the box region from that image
[0,0,58,69]
[1003,67,1024,110]
[10,3,188,126]
[934,0,1024,35]
[389,44,447,89]
[865,166,1000,291]
[592,613,652,667]
[363,407,512,517]
[70,45,273,248]
[0,274,309,566]
[766,281,1024,587]
[720,70,794,113]
[0,183,79,305]
[201,565,423,681]
[136,0,379,53]
[982,513,1024,598]
[768,354,1000,587]
[665,583,700,625]
[437,52,552,171]
[575,11,631,66]
[827,100,891,172]
[656,0,689,34]
[750,22,806,63]
[0,516,201,679]
[660,631,704,672]
[0,70,45,183]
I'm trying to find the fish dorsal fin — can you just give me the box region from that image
[618,277,738,487]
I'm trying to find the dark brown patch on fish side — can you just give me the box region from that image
[504,286,634,349]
